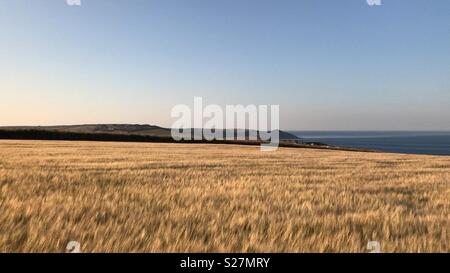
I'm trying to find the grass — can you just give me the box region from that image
[0,140,449,252]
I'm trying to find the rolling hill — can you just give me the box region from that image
[0,124,300,141]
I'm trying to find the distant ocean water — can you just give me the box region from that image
[289,131,450,156]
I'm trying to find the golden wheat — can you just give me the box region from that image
[0,140,449,252]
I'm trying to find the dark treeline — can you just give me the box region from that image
[0,129,171,143]
[0,129,373,152]
[0,129,263,146]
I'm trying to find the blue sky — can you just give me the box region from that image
[1,0,449,130]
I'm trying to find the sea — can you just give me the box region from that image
[288,131,450,156]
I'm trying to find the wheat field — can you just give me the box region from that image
[0,140,449,252]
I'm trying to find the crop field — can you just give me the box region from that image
[0,140,449,252]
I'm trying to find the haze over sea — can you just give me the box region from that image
[289,131,450,156]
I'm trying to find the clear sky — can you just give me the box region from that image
[1,0,449,130]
